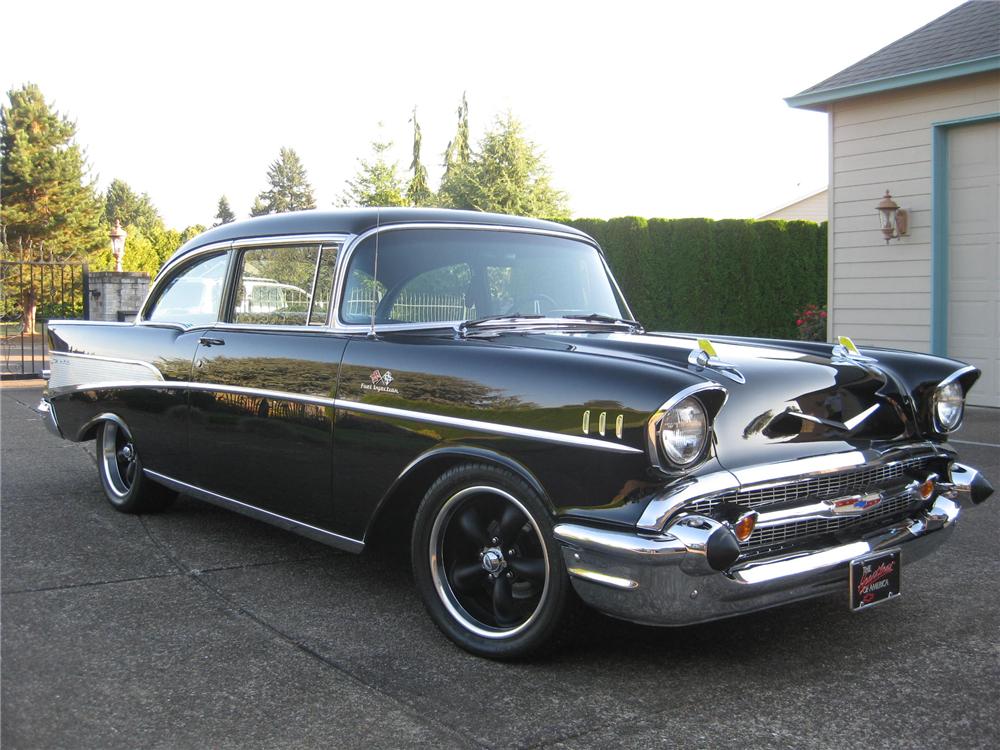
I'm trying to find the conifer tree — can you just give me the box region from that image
[214,195,236,226]
[251,147,316,214]
[338,128,407,207]
[406,107,433,207]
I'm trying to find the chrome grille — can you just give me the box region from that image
[686,455,934,516]
[742,487,921,550]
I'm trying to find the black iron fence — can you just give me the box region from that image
[0,260,89,378]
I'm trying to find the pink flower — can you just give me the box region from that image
[796,319,803,326]
[820,311,827,318]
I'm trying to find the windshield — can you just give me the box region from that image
[339,227,629,327]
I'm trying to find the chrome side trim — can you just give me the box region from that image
[144,470,364,553]
[48,351,164,392]
[49,379,642,454]
[334,398,643,454]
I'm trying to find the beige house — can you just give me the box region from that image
[757,188,829,222]
[787,0,999,407]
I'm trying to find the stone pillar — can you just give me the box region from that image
[88,272,151,322]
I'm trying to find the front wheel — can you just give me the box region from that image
[97,421,175,514]
[411,464,570,659]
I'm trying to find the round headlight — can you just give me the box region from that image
[933,381,965,432]
[660,397,708,466]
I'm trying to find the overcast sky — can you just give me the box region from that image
[2,0,965,229]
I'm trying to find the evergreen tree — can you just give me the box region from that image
[252,147,316,214]
[406,107,433,207]
[214,195,235,226]
[105,178,161,235]
[338,129,407,207]
[1,83,104,333]
[442,92,471,178]
[438,113,568,220]
[1,83,104,258]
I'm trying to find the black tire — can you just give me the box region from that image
[96,421,175,514]
[411,463,570,659]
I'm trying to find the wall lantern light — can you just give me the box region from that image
[876,190,908,243]
[109,219,127,272]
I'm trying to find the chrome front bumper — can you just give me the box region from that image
[555,487,975,628]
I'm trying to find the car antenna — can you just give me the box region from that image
[368,208,380,340]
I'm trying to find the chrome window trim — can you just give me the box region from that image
[143,470,364,553]
[331,223,614,332]
[139,242,233,325]
[48,379,643,454]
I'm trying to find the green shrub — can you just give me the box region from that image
[568,217,827,340]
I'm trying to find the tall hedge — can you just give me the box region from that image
[568,217,827,339]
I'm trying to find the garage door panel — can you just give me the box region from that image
[948,120,999,408]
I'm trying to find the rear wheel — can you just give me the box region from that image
[97,421,175,513]
[412,464,570,659]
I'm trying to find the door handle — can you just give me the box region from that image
[198,337,225,347]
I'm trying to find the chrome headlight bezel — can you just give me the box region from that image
[659,397,708,466]
[932,380,965,433]
[647,384,727,471]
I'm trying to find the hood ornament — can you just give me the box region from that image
[832,335,877,364]
[688,338,746,384]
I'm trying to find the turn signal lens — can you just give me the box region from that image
[733,511,758,542]
[918,477,936,501]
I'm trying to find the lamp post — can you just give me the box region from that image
[110,219,127,272]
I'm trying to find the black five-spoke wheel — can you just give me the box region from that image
[412,464,571,659]
[96,421,175,514]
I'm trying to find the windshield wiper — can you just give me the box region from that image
[458,313,543,331]
[563,313,643,330]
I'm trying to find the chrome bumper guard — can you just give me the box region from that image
[554,459,991,627]
[34,396,63,438]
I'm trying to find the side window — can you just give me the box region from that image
[342,268,387,325]
[146,253,228,327]
[390,264,475,323]
[232,245,319,326]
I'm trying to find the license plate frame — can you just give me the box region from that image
[849,548,901,611]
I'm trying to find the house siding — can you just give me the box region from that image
[828,70,1000,352]
[758,190,828,222]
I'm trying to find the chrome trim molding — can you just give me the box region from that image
[144,470,364,553]
[567,568,639,590]
[49,379,642,454]
[646,382,728,471]
[48,351,164,393]
[932,364,978,433]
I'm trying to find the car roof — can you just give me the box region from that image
[167,208,591,267]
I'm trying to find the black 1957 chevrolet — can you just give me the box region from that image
[39,208,993,658]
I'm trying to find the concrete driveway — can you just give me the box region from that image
[2,383,998,749]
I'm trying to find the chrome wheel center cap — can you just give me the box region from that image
[481,547,506,575]
[121,444,135,461]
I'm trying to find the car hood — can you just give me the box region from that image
[478,328,921,469]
